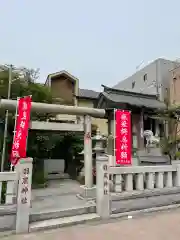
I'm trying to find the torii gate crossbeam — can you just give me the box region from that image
[0,99,106,118]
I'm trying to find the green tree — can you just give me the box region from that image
[152,105,180,160]
[0,66,84,183]
[0,66,53,170]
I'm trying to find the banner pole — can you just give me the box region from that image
[25,95,32,152]
[10,97,19,171]
[10,95,32,169]
[114,108,116,166]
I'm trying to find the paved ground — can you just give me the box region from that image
[3,209,180,239]
[112,192,180,213]
[31,179,180,214]
[31,179,90,213]
[31,179,180,213]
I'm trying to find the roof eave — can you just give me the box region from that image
[76,96,98,100]
[45,70,79,86]
[47,70,78,81]
[102,84,158,99]
[102,92,166,110]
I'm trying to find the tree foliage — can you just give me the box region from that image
[152,105,180,160]
[0,66,84,178]
[0,66,55,170]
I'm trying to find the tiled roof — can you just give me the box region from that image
[78,89,99,99]
[101,86,166,109]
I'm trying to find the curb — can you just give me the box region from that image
[1,203,180,237]
[30,203,180,232]
[111,203,180,220]
[29,213,100,233]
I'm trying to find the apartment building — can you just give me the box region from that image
[113,58,179,102]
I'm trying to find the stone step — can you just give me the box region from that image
[111,193,180,214]
[30,205,96,222]
[29,213,100,232]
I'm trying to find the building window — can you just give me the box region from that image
[132,81,135,89]
[143,74,147,81]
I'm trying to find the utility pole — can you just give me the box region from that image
[1,65,13,171]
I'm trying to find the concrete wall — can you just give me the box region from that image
[169,66,180,105]
[78,99,94,108]
[113,58,178,101]
[78,98,108,135]
[44,159,65,178]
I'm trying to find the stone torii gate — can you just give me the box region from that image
[0,99,115,197]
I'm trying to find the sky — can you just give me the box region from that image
[1,0,180,91]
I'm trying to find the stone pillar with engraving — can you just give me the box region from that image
[16,158,33,234]
[95,143,110,219]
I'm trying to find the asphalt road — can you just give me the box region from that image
[2,208,180,240]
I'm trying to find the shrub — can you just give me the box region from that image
[175,151,180,160]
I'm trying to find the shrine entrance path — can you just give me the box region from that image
[31,179,93,213]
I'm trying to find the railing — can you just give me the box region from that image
[109,165,180,193]
[0,172,17,205]
[96,154,180,219]
[0,158,33,233]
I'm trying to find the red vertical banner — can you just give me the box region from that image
[115,109,132,165]
[10,96,32,166]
